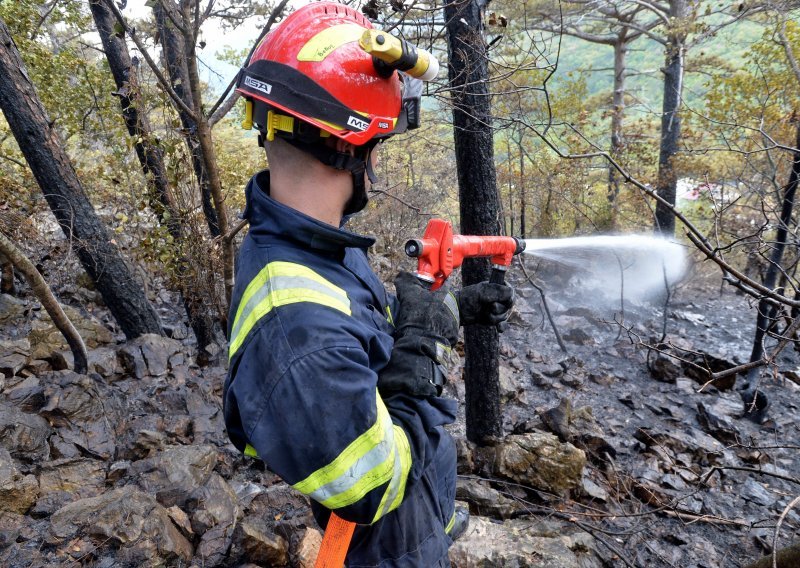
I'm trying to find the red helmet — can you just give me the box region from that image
[237,2,404,145]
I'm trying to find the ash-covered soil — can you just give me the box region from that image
[0,253,798,567]
[481,258,800,567]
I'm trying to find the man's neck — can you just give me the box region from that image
[268,164,351,227]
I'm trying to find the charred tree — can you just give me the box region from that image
[90,0,218,352]
[748,121,800,373]
[445,0,502,443]
[653,0,688,237]
[89,0,179,236]
[0,17,163,339]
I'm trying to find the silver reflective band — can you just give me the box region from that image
[444,291,459,326]
[303,412,395,505]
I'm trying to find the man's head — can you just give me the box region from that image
[263,134,377,222]
[236,1,428,215]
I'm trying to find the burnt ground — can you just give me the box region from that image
[1,246,799,567]
[476,255,800,567]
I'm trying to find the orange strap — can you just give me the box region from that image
[315,512,356,568]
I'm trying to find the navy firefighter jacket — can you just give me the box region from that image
[223,171,457,553]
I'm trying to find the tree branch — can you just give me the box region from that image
[105,0,198,120]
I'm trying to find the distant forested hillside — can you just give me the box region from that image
[549,17,766,115]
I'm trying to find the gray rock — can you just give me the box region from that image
[188,473,239,533]
[563,328,595,345]
[232,517,289,566]
[499,366,523,403]
[456,478,524,519]
[650,355,682,383]
[634,426,724,464]
[0,447,38,514]
[494,433,586,494]
[4,375,45,412]
[49,486,193,562]
[581,475,608,502]
[0,511,26,547]
[0,353,27,378]
[39,372,121,460]
[49,347,121,377]
[38,458,106,498]
[118,334,183,378]
[0,294,25,325]
[707,393,745,419]
[696,401,740,444]
[741,478,774,507]
[230,480,265,510]
[539,362,565,378]
[28,305,113,360]
[681,351,738,390]
[131,444,218,508]
[449,516,603,568]
[0,403,51,463]
[539,399,616,464]
[30,490,73,518]
[295,528,322,568]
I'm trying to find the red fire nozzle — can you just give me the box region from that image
[404,218,526,290]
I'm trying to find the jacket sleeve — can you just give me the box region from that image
[226,322,452,525]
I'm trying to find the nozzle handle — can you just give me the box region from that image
[490,266,506,285]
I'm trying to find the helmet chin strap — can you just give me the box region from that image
[281,137,378,215]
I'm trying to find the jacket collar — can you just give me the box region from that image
[242,170,375,252]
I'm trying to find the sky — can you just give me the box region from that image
[120,1,311,93]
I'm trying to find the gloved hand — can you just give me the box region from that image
[378,272,459,398]
[457,282,514,326]
[392,271,459,345]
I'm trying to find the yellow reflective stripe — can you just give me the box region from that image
[228,261,350,359]
[292,394,411,512]
[385,304,394,326]
[244,444,259,458]
[293,394,391,499]
[297,23,365,62]
[371,424,412,522]
[445,511,456,534]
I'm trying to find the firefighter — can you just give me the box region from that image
[223,3,513,566]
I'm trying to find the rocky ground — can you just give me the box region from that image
[1,252,799,567]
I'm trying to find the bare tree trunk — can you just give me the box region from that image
[0,231,88,374]
[748,122,800,369]
[154,1,233,310]
[517,133,526,238]
[654,0,687,237]
[0,17,163,339]
[176,0,233,308]
[445,0,502,444]
[0,251,14,294]
[89,0,179,235]
[90,0,218,352]
[153,2,219,237]
[608,35,627,220]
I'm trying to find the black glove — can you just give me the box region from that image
[377,272,459,398]
[457,282,514,326]
[392,271,459,345]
